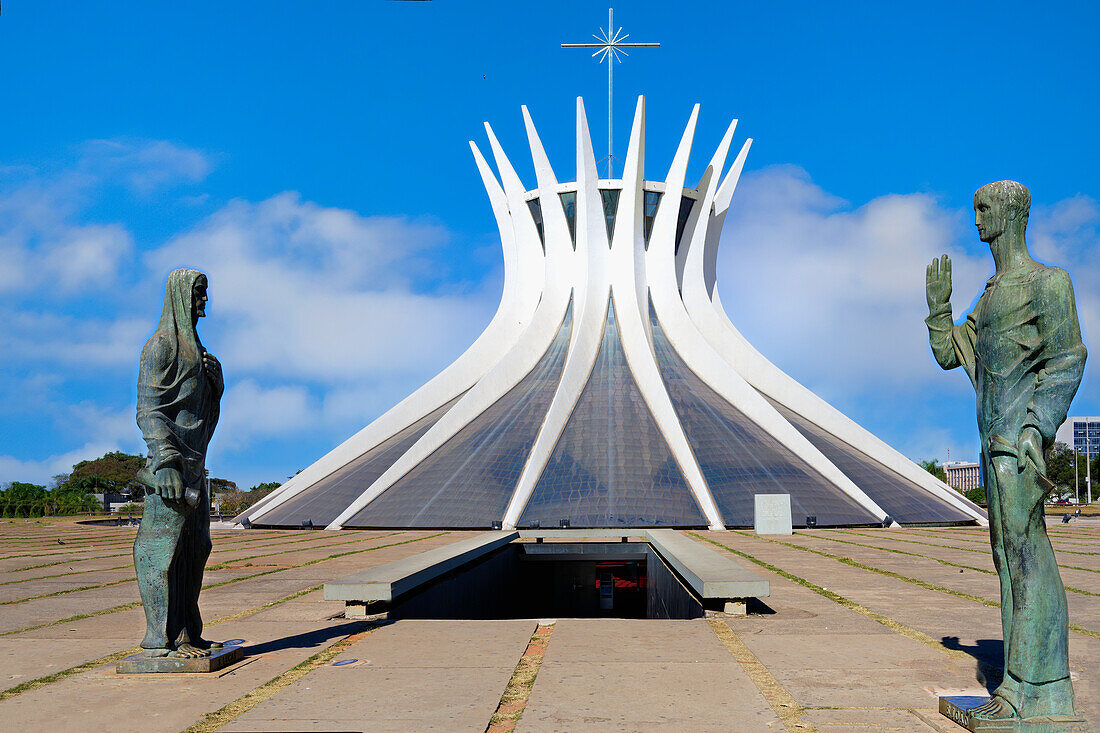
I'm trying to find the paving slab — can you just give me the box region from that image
[0,618,380,733]
[520,619,778,732]
[0,521,1097,732]
[803,707,953,732]
[224,619,536,732]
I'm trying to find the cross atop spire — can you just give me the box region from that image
[562,8,659,177]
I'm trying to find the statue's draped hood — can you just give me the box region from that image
[137,268,220,481]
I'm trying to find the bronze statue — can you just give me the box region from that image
[134,268,223,659]
[926,181,1086,721]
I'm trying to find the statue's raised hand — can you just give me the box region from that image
[926,255,952,311]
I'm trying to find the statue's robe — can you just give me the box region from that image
[135,269,222,650]
[927,262,1085,714]
[138,269,220,488]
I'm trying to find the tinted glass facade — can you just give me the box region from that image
[674,197,695,253]
[600,188,620,242]
[520,301,706,528]
[764,397,975,524]
[643,190,662,246]
[527,199,545,250]
[254,395,465,527]
[559,192,577,244]
[344,303,574,528]
[1071,419,1100,458]
[650,310,878,527]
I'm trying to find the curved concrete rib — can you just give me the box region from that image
[657,116,892,525]
[242,138,542,524]
[684,148,986,524]
[502,98,612,528]
[326,116,577,530]
[610,101,725,530]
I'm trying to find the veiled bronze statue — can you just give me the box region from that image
[134,268,224,659]
[926,181,1086,722]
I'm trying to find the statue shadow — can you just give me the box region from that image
[941,636,1004,692]
[243,619,393,657]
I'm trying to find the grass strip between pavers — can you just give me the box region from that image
[796,532,1100,598]
[0,531,447,637]
[181,622,385,733]
[486,622,555,733]
[904,528,1100,556]
[687,533,969,661]
[3,528,387,571]
[728,531,1100,640]
[707,618,816,732]
[0,530,451,704]
[0,531,435,607]
[833,529,1100,574]
[0,532,449,701]
[0,563,133,586]
[0,647,140,703]
[0,583,327,703]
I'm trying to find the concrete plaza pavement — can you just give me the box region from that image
[0,518,1096,732]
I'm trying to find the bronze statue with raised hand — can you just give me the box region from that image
[134,268,224,659]
[926,181,1087,723]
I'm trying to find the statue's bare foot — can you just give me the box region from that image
[970,695,1018,720]
[167,643,212,658]
[141,647,172,659]
[193,638,223,650]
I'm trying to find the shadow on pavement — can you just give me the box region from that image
[244,619,393,656]
[942,635,1004,692]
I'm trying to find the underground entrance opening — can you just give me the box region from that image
[376,541,706,620]
[326,531,771,622]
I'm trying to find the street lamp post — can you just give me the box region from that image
[1088,431,1093,505]
[1075,444,1080,505]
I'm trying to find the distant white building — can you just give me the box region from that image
[944,461,981,493]
[1055,417,1100,459]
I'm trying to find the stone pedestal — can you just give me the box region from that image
[116,645,243,674]
[940,696,1091,732]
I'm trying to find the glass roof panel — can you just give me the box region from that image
[253,394,465,528]
[600,188,620,243]
[651,305,879,528]
[527,199,545,251]
[343,302,574,528]
[674,197,695,255]
[521,300,706,528]
[559,191,577,245]
[763,397,976,524]
[643,190,662,247]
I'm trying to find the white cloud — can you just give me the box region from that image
[715,167,1100,462]
[146,192,499,384]
[0,442,128,487]
[1029,195,1100,391]
[0,138,211,297]
[215,379,318,450]
[718,166,989,400]
[79,138,212,194]
[0,310,149,369]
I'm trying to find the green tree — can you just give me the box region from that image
[964,486,986,505]
[919,459,947,483]
[1045,442,1077,501]
[207,477,238,498]
[1,482,48,517]
[62,451,144,493]
[217,481,282,516]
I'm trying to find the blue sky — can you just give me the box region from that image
[2,1,1098,488]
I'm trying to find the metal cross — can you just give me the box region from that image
[562,8,659,178]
